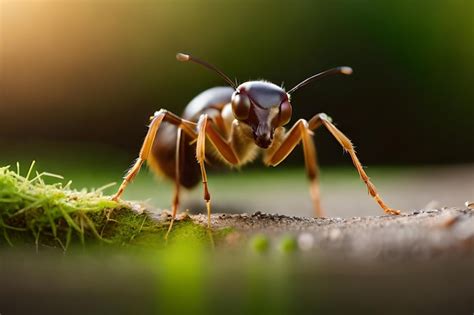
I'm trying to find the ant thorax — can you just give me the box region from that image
[217,104,259,166]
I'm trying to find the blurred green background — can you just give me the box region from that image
[0,0,473,216]
[2,0,473,163]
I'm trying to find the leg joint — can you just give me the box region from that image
[307,169,317,180]
[296,118,309,127]
[153,109,167,118]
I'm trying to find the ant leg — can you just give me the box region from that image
[264,119,323,216]
[113,109,197,201]
[309,113,400,215]
[300,123,322,217]
[112,114,165,200]
[165,128,184,240]
[196,114,240,228]
[196,115,212,228]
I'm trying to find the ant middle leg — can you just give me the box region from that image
[196,114,240,228]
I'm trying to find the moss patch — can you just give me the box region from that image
[0,162,229,251]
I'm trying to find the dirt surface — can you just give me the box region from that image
[172,164,474,218]
[188,206,474,259]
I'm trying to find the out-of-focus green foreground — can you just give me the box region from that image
[1,245,473,314]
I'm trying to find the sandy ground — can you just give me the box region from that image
[137,163,474,259]
[189,206,474,260]
[178,164,474,218]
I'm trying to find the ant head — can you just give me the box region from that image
[176,52,352,149]
[231,81,291,148]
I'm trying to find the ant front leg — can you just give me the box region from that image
[265,114,400,217]
[264,119,323,216]
[196,114,240,228]
[112,109,197,201]
[308,113,400,215]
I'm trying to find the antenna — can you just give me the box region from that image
[176,53,237,89]
[287,66,353,94]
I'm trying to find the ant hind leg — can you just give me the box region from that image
[112,113,165,200]
[112,109,197,201]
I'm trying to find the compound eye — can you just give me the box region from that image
[277,101,292,126]
[231,92,251,120]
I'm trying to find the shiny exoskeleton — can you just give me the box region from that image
[113,53,400,237]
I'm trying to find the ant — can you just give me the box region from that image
[112,53,400,237]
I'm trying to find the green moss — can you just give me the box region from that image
[0,162,229,251]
